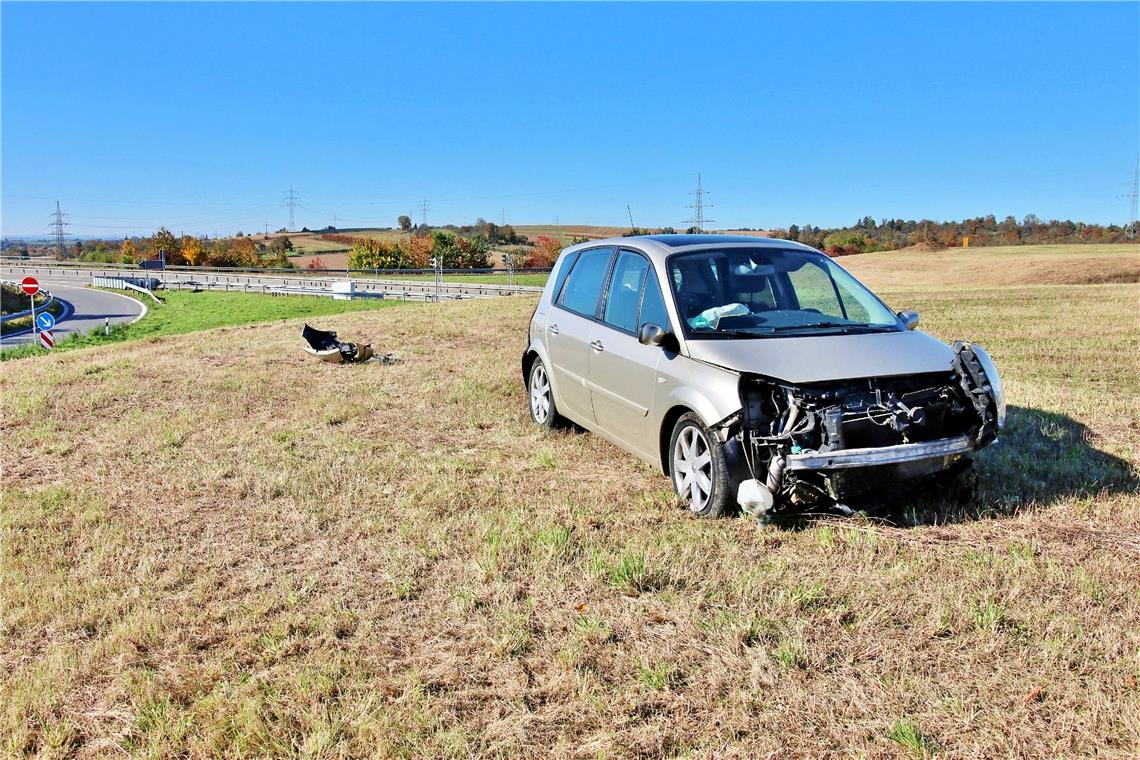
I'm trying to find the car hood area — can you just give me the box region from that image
[684,329,957,383]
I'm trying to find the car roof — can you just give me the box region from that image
[563,233,818,264]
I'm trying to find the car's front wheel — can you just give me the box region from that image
[669,412,733,517]
[528,358,560,429]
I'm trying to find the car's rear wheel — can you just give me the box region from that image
[528,359,560,429]
[669,412,733,517]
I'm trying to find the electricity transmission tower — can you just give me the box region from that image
[49,201,69,256]
[282,186,301,231]
[419,199,430,227]
[1128,159,1139,240]
[685,173,715,232]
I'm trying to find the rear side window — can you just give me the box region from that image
[549,250,580,302]
[602,251,649,332]
[558,248,613,317]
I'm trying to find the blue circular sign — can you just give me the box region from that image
[35,311,56,331]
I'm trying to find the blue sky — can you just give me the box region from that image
[2,2,1137,237]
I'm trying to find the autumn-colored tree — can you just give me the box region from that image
[120,239,139,264]
[454,235,491,268]
[822,231,867,256]
[230,235,259,267]
[405,235,431,268]
[148,227,183,264]
[205,240,235,267]
[523,236,562,268]
[398,215,412,232]
[182,236,207,266]
[347,237,407,269]
[306,257,326,270]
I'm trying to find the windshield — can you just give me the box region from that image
[668,248,901,337]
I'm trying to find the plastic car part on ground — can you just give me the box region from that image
[301,324,395,364]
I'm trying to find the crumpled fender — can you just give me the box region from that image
[662,379,742,443]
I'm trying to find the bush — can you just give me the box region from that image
[522,236,562,268]
[822,231,869,257]
[348,238,407,270]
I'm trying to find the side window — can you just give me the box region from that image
[549,250,579,302]
[602,251,649,332]
[639,269,671,331]
[558,248,612,317]
[787,262,844,318]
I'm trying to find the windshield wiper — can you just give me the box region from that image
[768,321,897,334]
[769,321,851,331]
[692,328,775,338]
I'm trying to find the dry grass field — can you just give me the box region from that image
[2,245,1138,757]
[842,243,1140,288]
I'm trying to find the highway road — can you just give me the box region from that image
[0,282,146,348]
[0,263,542,299]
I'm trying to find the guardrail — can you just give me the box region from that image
[0,257,553,280]
[1,263,544,299]
[91,276,164,303]
[0,286,55,324]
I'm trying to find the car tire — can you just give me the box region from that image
[669,412,733,518]
[527,358,561,430]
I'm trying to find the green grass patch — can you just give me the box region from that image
[1,288,404,361]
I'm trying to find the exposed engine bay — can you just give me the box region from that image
[731,342,1004,516]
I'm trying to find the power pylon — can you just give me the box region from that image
[685,173,715,232]
[1128,159,1139,240]
[419,199,430,227]
[282,186,301,231]
[49,201,69,256]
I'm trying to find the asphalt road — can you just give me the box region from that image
[1,282,146,348]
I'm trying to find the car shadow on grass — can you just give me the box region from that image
[777,405,1139,529]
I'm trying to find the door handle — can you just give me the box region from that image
[589,340,604,352]
[548,323,559,335]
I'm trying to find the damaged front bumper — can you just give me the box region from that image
[733,342,1002,514]
[785,435,973,471]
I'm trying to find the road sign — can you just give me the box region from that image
[39,329,54,350]
[36,311,56,331]
[21,276,39,296]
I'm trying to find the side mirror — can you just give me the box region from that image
[898,310,920,331]
[638,323,676,350]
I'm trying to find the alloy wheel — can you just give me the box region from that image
[673,425,713,511]
[530,364,551,424]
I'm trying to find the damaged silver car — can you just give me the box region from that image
[522,235,1005,518]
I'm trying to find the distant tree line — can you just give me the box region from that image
[775,215,1136,256]
[47,227,297,268]
[7,213,1132,269]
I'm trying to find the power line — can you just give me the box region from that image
[685,172,715,232]
[49,201,70,255]
[282,185,301,231]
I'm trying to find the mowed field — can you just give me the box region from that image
[2,245,1138,756]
